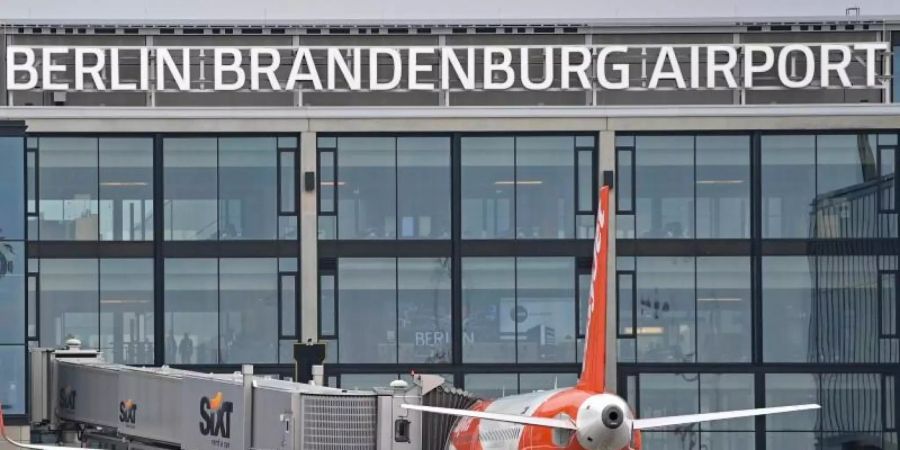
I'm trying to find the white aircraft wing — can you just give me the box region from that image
[633,404,820,430]
[401,404,577,430]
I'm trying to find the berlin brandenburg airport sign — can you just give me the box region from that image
[5,43,890,92]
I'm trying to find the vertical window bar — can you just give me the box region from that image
[616,147,635,214]
[278,150,296,215]
[882,271,898,339]
[617,271,636,337]
[879,146,897,213]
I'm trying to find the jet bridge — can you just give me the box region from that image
[26,347,437,450]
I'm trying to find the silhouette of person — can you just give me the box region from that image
[178,332,194,364]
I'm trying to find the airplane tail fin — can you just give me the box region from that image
[0,401,6,437]
[576,186,610,393]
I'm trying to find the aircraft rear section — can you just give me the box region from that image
[27,347,464,450]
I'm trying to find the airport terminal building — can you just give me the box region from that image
[1,16,900,449]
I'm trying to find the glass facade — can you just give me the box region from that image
[0,133,25,416]
[318,133,596,390]
[617,131,900,449]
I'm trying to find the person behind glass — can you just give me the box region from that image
[178,332,194,364]
[166,331,177,363]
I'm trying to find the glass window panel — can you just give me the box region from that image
[464,373,518,398]
[220,258,278,364]
[277,136,297,149]
[39,138,99,241]
[279,152,296,213]
[319,150,335,215]
[818,373,881,434]
[618,273,634,336]
[278,216,298,239]
[816,256,879,363]
[763,257,814,363]
[761,135,816,238]
[515,136,575,239]
[636,257,695,363]
[397,137,451,239]
[0,346,25,414]
[219,138,278,240]
[27,151,36,215]
[280,274,296,337]
[578,272,591,336]
[519,373,577,393]
[337,138,396,239]
[318,216,336,240]
[99,138,153,241]
[575,136,595,147]
[617,148,633,213]
[279,339,295,364]
[40,259,99,349]
[0,137,25,240]
[462,257,515,363]
[765,374,819,430]
[695,135,750,238]
[0,242,24,344]
[28,275,36,339]
[164,138,218,240]
[461,137,515,239]
[642,432,700,450]
[616,135,635,147]
[577,150,594,212]
[164,258,218,364]
[320,274,335,336]
[338,258,396,363]
[517,257,576,363]
[697,257,751,363]
[100,259,153,365]
[816,134,878,239]
[880,147,895,212]
[766,432,817,449]
[317,136,336,148]
[341,374,400,390]
[700,374,754,431]
[640,373,699,426]
[635,136,694,239]
[701,432,754,450]
[398,258,451,364]
[883,273,897,337]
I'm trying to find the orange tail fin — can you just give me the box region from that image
[0,399,6,437]
[576,186,610,393]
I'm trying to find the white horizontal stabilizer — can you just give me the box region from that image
[633,404,820,430]
[401,404,577,430]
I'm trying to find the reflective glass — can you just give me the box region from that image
[765,374,819,430]
[341,374,400,390]
[461,137,515,239]
[761,135,816,238]
[696,257,751,363]
[0,242,24,344]
[700,374,754,431]
[816,255,879,363]
[616,148,633,213]
[38,138,99,240]
[338,258,396,363]
[464,373,518,398]
[164,138,218,240]
[40,259,99,348]
[337,138,396,239]
[519,373,577,393]
[99,138,153,241]
[220,258,278,363]
[695,135,750,238]
[280,275,296,337]
[462,257,515,363]
[635,136,694,238]
[816,134,878,238]
[0,346,25,414]
[636,257,695,363]
[320,274,335,336]
[701,432,754,450]
[398,258,452,364]
[164,258,218,364]
[818,373,881,435]
[516,257,576,362]
[762,257,814,362]
[100,259,153,364]
[0,137,24,240]
[219,138,278,240]
[515,136,575,239]
[397,137,451,239]
[640,373,698,421]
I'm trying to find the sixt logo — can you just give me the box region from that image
[59,386,77,411]
[199,392,233,442]
[119,399,137,425]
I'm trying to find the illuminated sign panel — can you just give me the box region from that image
[5,43,890,93]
